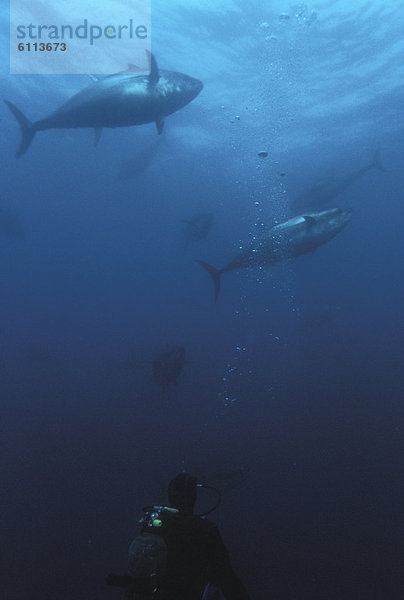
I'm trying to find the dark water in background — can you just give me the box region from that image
[1,1,404,599]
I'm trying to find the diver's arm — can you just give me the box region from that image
[218,564,251,600]
[207,526,251,600]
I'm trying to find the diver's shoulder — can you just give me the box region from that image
[180,514,213,527]
[187,515,221,536]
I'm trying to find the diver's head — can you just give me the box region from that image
[168,473,197,516]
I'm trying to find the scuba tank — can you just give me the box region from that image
[125,506,179,600]
[108,483,222,599]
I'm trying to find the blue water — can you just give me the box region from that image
[1,1,404,599]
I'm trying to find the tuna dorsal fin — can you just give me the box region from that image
[371,146,389,172]
[94,128,103,146]
[303,215,317,227]
[147,51,159,89]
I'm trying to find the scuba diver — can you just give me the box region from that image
[107,473,251,600]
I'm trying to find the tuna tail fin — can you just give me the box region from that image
[4,100,36,158]
[371,146,389,172]
[195,260,222,302]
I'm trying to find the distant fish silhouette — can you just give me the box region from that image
[88,63,147,83]
[152,345,189,390]
[292,147,388,211]
[183,212,214,248]
[304,305,342,330]
[117,140,161,181]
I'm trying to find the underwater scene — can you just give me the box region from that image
[1,0,404,598]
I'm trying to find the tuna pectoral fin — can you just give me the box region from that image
[303,215,317,228]
[195,260,222,302]
[4,100,36,158]
[371,146,389,172]
[155,118,164,134]
[94,128,103,146]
